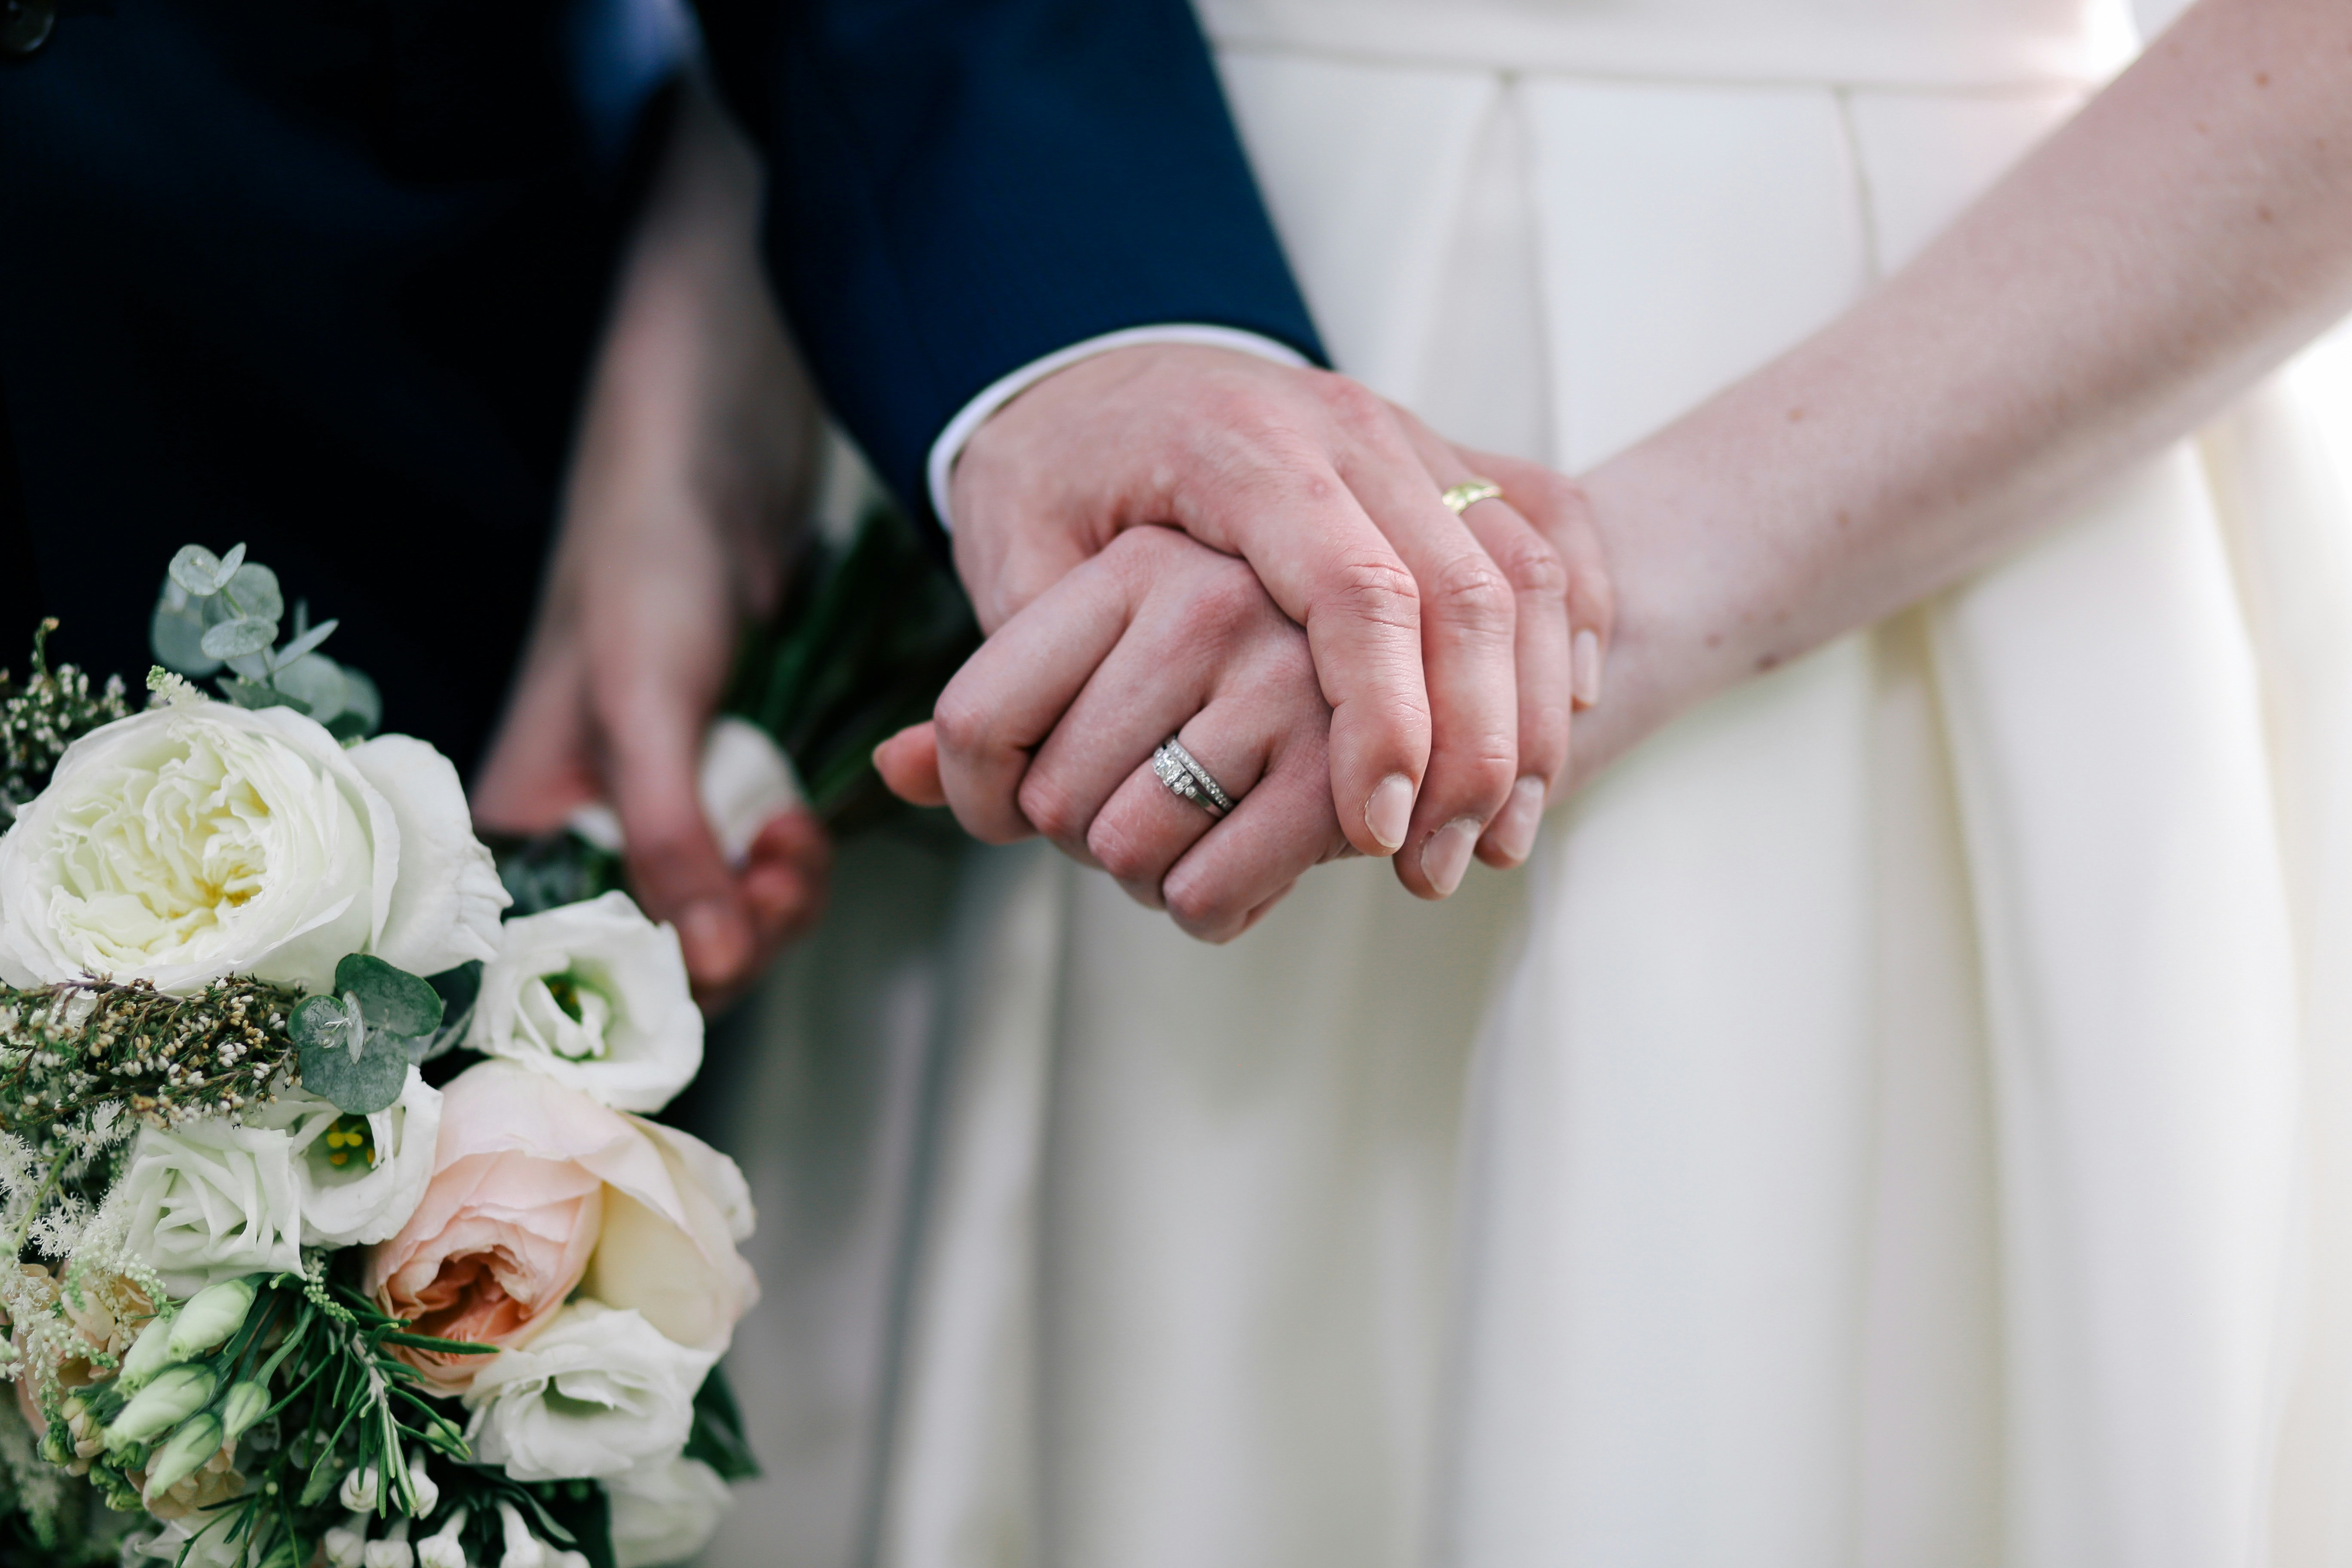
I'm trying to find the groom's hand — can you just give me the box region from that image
[946,344,1601,891]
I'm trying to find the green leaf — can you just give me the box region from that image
[292,989,410,1113]
[219,562,283,625]
[296,1025,408,1115]
[334,953,444,1039]
[199,617,278,660]
[215,677,300,712]
[683,1363,761,1482]
[420,960,483,1060]
[150,597,224,677]
[267,652,346,723]
[267,617,339,672]
[290,992,364,1062]
[168,542,244,599]
[339,666,382,735]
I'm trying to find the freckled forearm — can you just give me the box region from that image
[1567,0,2352,780]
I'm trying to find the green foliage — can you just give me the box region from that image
[0,977,306,1142]
[150,542,381,738]
[684,1363,760,1482]
[729,498,980,830]
[67,1261,505,1568]
[290,956,445,1116]
[480,829,630,920]
[0,621,131,824]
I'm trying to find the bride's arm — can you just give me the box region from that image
[1555,0,2352,782]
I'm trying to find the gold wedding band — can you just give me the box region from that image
[1441,478,1504,515]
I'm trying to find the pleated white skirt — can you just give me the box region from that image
[717,3,2352,1564]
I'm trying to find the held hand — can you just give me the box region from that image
[472,80,828,1008]
[879,526,1345,942]
[949,344,1599,892]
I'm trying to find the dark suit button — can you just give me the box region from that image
[0,0,55,56]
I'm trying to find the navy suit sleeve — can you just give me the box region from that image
[690,0,1326,517]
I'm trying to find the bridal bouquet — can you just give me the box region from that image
[0,548,760,1568]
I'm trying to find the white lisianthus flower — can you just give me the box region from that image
[116,1118,304,1293]
[247,1069,442,1246]
[607,1453,732,1568]
[466,892,701,1114]
[461,1301,718,1481]
[0,704,507,995]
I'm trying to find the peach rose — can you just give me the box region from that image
[365,1061,755,1394]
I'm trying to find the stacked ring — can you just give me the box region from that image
[1151,734,1237,819]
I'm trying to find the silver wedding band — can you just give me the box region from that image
[1152,734,1236,819]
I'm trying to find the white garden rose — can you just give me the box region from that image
[246,1068,442,1246]
[607,1453,732,1568]
[466,891,702,1113]
[0,702,507,995]
[460,1301,718,1481]
[117,1118,305,1293]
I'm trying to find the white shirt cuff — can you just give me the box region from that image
[925,325,1313,530]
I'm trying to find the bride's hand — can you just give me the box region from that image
[882,525,1346,942]
[472,83,830,1007]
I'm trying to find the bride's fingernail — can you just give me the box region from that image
[1365,774,1415,853]
[1421,817,1481,897]
[1572,628,1604,707]
[1487,777,1546,865]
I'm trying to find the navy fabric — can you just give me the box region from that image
[0,0,1322,774]
[699,0,1326,511]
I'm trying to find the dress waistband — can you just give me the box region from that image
[1196,0,2138,91]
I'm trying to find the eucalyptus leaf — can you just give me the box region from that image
[215,677,300,712]
[199,617,278,660]
[334,953,445,1039]
[293,992,409,1115]
[268,652,347,723]
[420,961,483,1062]
[290,992,364,1062]
[168,543,241,599]
[338,667,382,736]
[219,562,283,625]
[224,649,273,683]
[267,616,339,672]
[150,600,223,677]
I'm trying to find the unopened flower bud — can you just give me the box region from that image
[496,1501,545,1568]
[417,1509,469,1568]
[166,1277,257,1360]
[324,1522,368,1568]
[364,1519,414,1568]
[341,1465,382,1513]
[403,1452,439,1517]
[105,1363,217,1446]
[218,1380,270,1447]
[142,1411,224,1500]
[117,1314,181,1386]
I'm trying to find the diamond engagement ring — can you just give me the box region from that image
[1152,734,1237,819]
[1441,478,1504,515]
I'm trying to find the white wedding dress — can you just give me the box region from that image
[703,1,2352,1565]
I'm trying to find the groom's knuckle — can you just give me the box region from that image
[1425,551,1515,632]
[1324,556,1421,633]
[1311,372,1387,434]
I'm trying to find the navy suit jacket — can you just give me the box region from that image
[0,0,1321,775]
